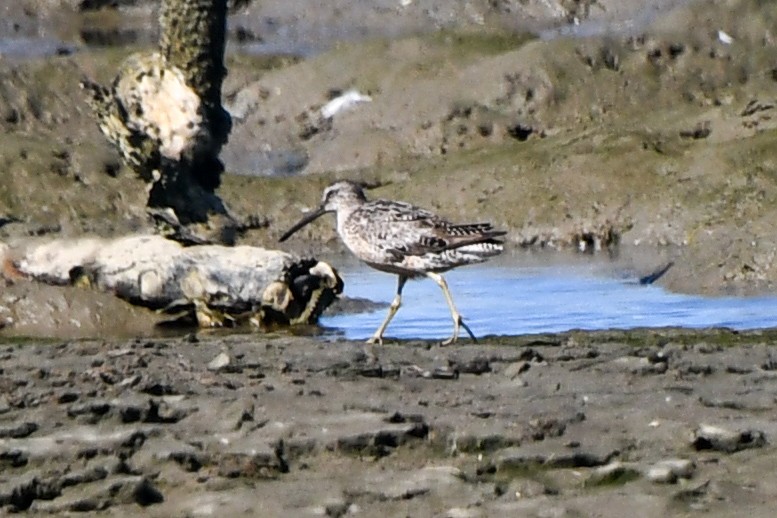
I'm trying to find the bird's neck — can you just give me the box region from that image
[334,202,361,236]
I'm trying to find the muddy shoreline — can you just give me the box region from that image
[3,328,777,516]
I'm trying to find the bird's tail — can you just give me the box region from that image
[443,224,507,256]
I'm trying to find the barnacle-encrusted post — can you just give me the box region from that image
[82,0,236,245]
[159,0,232,188]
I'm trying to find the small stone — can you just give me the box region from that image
[215,398,255,432]
[208,352,231,371]
[322,497,349,517]
[131,438,206,473]
[139,377,177,396]
[495,444,618,471]
[108,476,164,506]
[645,459,695,484]
[611,356,667,375]
[57,391,80,404]
[404,365,459,380]
[61,465,109,488]
[217,449,285,479]
[507,478,550,499]
[0,421,38,438]
[691,424,767,453]
[0,474,61,511]
[155,398,193,423]
[503,361,531,379]
[586,462,641,486]
[430,367,459,380]
[449,356,491,375]
[67,400,112,421]
[351,466,463,501]
[0,448,29,468]
[446,507,483,518]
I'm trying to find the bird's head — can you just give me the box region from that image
[279,180,367,242]
[320,181,367,212]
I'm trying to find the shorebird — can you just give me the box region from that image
[279,181,506,345]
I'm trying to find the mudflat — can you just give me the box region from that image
[2,329,777,516]
[2,0,777,515]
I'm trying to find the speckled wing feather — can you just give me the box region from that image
[350,200,505,259]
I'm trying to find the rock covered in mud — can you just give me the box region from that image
[690,424,767,453]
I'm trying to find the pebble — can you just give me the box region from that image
[449,356,491,375]
[645,459,695,484]
[446,507,483,518]
[107,476,165,506]
[585,461,640,486]
[405,365,459,379]
[691,424,767,453]
[495,444,618,471]
[502,361,531,379]
[208,352,231,372]
[352,466,463,501]
[507,478,550,499]
[0,421,38,438]
[611,356,668,375]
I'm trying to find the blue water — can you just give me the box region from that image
[321,263,777,340]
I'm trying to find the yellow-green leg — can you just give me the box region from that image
[367,275,407,345]
[426,272,477,345]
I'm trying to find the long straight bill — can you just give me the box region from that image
[278,206,327,242]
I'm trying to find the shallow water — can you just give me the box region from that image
[321,261,777,341]
[0,37,75,59]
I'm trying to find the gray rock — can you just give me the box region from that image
[106,476,164,506]
[154,397,195,423]
[610,356,668,375]
[503,361,531,379]
[446,507,483,518]
[404,365,459,379]
[0,473,60,511]
[208,352,231,371]
[0,396,10,414]
[30,494,104,513]
[698,395,773,411]
[645,459,695,484]
[495,443,618,471]
[333,417,429,454]
[505,478,552,499]
[449,355,491,375]
[131,437,207,473]
[213,435,286,478]
[0,448,28,468]
[67,400,112,422]
[215,397,256,432]
[447,430,523,454]
[585,461,641,486]
[308,497,351,517]
[60,464,110,488]
[691,424,767,453]
[350,466,464,501]
[0,421,38,438]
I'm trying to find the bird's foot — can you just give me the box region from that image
[366,335,384,346]
[441,315,478,346]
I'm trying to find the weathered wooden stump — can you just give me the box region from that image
[1,235,342,330]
